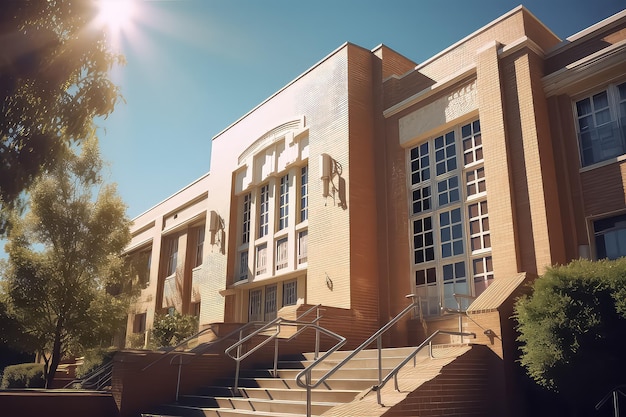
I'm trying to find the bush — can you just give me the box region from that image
[515,258,626,412]
[151,311,198,348]
[0,363,45,388]
[76,348,116,379]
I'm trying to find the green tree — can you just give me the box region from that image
[0,0,121,232]
[515,258,626,413]
[2,136,132,388]
[151,312,199,348]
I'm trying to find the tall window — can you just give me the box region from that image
[300,166,308,222]
[194,227,205,268]
[238,250,248,282]
[265,285,277,321]
[276,238,288,270]
[298,230,308,265]
[242,193,251,244]
[249,289,262,322]
[594,214,626,260]
[166,237,178,276]
[278,175,289,230]
[576,82,626,166]
[256,243,267,275]
[409,119,492,315]
[283,280,297,306]
[259,184,269,237]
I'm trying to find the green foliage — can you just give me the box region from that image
[1,137,132,387]
[76,348,115,379]
[0,0,122,232]
[0,363,45,389]
[515,258,626,402]
[151,312,199,348]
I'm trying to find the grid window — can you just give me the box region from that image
[237,250,248,282]
[437,176,460,207]
[415,267,438,316]
[298,230,308,264]
[242,193,251,244]
[195,227,205,268]
[276,238,288,270]
[300,166,308,222]
[468,201,490,252]
[283,280,297,306]
[466,167,486,197]
[576,82,626,166]
[258,184,269,238]
[166,237,178,276]
[249,289,262,322]
[434,131,457,176]
[473,256,494,297]
[413,217,435,264]
[410,142,430,185]
[255,243,267,275]
[412,186,432,215]
[443,261,469,310]
[440,208,464,258]
[265,285,277,321]
[462,120,482,166]
[278,174,289,230]
[594,214,626,260]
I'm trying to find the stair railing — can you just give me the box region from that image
[295,294,476,415]
[224,304,340,392]
[63,360,114,390]
[596,385,626,417]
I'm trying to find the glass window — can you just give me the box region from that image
[410,142,430,185]
[434,131,457,176]
[166,237,178,276]
[237,250,248,282]
[265,285,277,321]
[300,166,308,223]
[255,243,267,275]
[413,217,435,264]
[298,230,308,265]
[412,186,432,215]
[466,167,486,197]
[278,174,289,230]
[249,289,262,322]
[462,120,482,166]
[276,238,288,270]
[283,280,297,306]
[440,208,464,258]
[437,176,460,207]
[194,227,205,268]
[468,201,490,252]
[258,185,269,238]
[242,193,251,244]
[595,214,626,260]
[576,82,626,166]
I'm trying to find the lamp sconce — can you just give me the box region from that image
[209,210,225,253]
[320,153,333,198]
[325,272,333,290]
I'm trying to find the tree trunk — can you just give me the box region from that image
[45,318,64,388]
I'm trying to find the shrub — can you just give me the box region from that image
[515,258,626,412]
[76,348,116,379]
[151,311,198,348]
[0,363,45,388]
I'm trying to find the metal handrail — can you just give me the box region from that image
[370,329,475,404]
[225,304,326,391]
[141,323,221,372]
[596,385,626,417]
[64,360,114,390]
[295,294,475,415]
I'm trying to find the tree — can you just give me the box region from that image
[2,136,132,388]
[514,258,626,414]
[0,0,121,233]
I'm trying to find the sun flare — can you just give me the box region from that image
[96,0,135,33]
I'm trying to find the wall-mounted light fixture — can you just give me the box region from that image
[320,153,332,198]
[208,210,225,254]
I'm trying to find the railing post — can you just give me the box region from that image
[306,370,312,417]
[175,356,182,403]
[377,335,383,406]
[457,298,463,342]
[614,390,620,417]
[314,307,320,360]
[273,324,280,378]
[234,329,243,391]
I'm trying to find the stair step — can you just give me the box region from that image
[229,377,377,391]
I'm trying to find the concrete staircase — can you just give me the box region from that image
[142,344,489,417]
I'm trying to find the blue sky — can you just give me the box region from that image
[98,0,625,220]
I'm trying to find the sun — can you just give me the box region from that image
[96,0,135,34]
